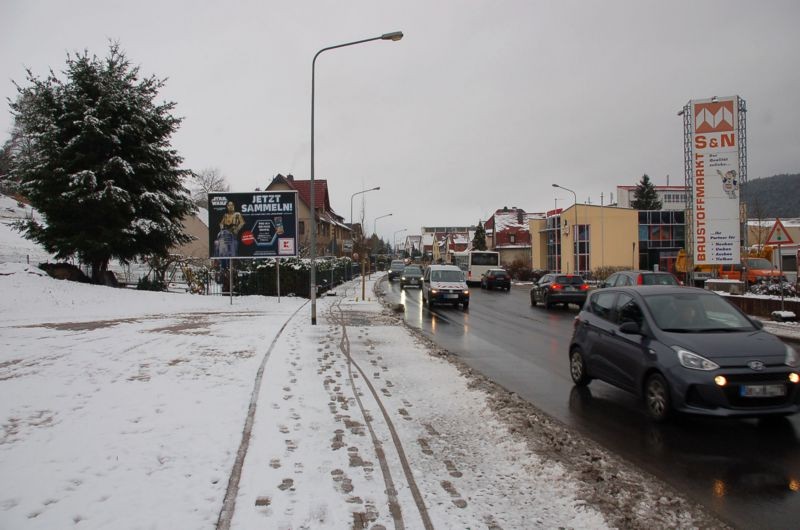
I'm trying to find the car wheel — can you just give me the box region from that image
[569,349,591,386]
[427,296,434,309]
[530,292,536,306]
[462,301,469,310]
[644,373,672,423]
[544,294,552,309]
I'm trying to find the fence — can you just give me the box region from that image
[207,259,360,298]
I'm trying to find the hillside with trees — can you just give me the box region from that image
[743,173,800,218]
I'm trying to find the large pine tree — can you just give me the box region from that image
[631,174,662,210]
[9,44,195,282]
[472,220,487,250]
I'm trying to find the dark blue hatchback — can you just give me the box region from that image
[568,286,800,422]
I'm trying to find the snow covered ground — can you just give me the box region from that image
[1,263,725,529]
[1,193,730,528]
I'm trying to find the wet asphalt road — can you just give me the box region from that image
[380,278,800,530]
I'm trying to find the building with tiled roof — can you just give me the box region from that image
[266,174,351,257]
[484,207,544,267]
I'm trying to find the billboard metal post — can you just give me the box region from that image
[276,257,281,303]
[229,261,233,305]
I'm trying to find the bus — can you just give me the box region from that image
[453,250,500,285]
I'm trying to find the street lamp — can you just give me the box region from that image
[374,213,392,236]
[552,183,578,274]
[351,186,381,227]
[309,31,404,325]
[394,228,407,258]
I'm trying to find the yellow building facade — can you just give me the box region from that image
[529,205,639,274]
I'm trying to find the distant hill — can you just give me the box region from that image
[742,173,800,218]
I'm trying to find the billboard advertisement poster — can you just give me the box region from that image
[208,191,298,259]
[691,96,741,265]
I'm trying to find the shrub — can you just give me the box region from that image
[749,280,797,298]
[506,259,534,281]
[591,265,629,281]
[137,276,166,291]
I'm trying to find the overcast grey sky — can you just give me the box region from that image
[2,1,799,242]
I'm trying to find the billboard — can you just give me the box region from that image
[208,191,298,259]
[690,96,741,265]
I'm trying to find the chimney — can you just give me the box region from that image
[287,174,294,182]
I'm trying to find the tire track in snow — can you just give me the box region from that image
[215,300,308,530]
[328,290,434,530]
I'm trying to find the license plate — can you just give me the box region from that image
[564,286,574,291]
[444,294,459,299]
[740,384,786,397]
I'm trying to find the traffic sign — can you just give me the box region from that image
[765,218,794,245]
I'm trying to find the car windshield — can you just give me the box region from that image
[403,266,421,275]
[431,270,464,282]
[390,261,405,270]
[555,275,584,285]
[641,274,678,285]
[645,292,756,332]
[746,258,773,270]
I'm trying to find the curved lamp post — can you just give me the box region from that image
[351,186,381,227]
[309,31,403,325]
[374,213,392,236]
[552,183,578,274]
[394,228,407,258]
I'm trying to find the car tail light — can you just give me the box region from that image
[579,284,590,291]
[551,283,563,290]
[637,274,644,285]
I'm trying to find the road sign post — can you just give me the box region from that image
[765,218,795,312]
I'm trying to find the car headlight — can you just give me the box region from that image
[463,290,469,295]
[786,344,799,367]
[431,289,438,294]
[401,276,406,280]
[673,346,719,371]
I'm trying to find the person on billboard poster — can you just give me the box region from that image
[215,201,245,257]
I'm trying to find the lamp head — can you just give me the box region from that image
[381,31,404,41]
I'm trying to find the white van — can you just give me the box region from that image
[421,264,470,309]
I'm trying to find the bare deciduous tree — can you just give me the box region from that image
[188,167,229,207]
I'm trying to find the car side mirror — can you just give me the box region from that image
[751,319,764,330]
[619,321,643,335]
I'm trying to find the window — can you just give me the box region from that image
[615,294,644,326]
[590,292,616,321]
[574,224,590,275]
[509,233,516,244]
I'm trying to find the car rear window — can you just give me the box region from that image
[404,266,421,274]
[493,271,507,277]
[641,274,679,286]
[555,275,584,285]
